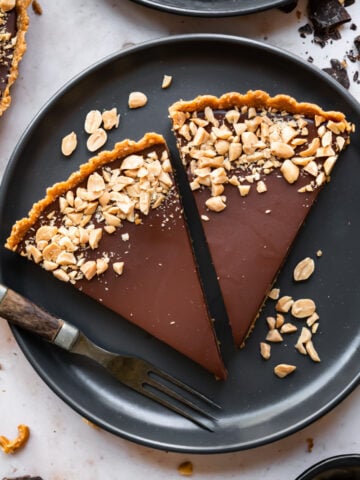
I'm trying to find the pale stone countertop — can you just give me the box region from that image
[0,1,359,479]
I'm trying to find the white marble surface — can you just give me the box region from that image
[0,0,359,478]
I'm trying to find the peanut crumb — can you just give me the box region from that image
[32,0,42,14]
[82,418,101,430]
[274,364,296,378]
[162,74,172,89]
[61,131,77,157]
[178,461,193,477]
[268,288,280,300]
[0,425,30,454]
[306,437,314,453]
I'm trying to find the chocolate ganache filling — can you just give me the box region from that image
[0,7,17,100]
[11,139,227,379]
[174,106,350,346]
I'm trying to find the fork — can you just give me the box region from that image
[0,284,220,431]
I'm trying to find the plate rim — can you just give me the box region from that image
[128,0,294,17]
[1,33,360,454]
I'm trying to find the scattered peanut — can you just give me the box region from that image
[291,299,316,319]
[102,108,120,130]
[275,313,285,329]
[128,91,148,109]
[268,288,280,300]
[161,74,172,89]
[274,364,296,378]
[260,342,271,360]
[295,326,312,355]
[86,128,107,152]
[275,296,294,313]
[266,329,283,343]
[293,257,315,282]
[61,132,77,156]
[84,110,103,134]
[280,322,298,334]
[306,340,321,362]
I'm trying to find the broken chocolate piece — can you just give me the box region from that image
[308,0,351,32]
[308,0,351,46]
[298,23,313,38]
[354,35,360,55]
[2,477,43,480]
[323,59,350,89]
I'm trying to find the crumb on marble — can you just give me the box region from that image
[32,0,42,15]
[178,461,193,476]
[306,437,314,452]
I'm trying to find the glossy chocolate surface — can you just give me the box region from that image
[181,111,346,346]
[0,8,16,97]
[193,169,318,345]
[16,145,227,379]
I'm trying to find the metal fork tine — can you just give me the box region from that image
[144,376,218,422]
[148,366,222,410]
[141,386,216,432]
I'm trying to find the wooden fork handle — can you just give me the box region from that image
[0,284,63,342]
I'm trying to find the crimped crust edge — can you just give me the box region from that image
[168,90,352,130]
[0,0,31,116]
[5,132,166,251]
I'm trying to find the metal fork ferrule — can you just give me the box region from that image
[54,321,79,350]
[0,284,8,303]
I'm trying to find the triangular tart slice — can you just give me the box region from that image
[0,0,30,116]
[5,133,227,379]
[169,90,353,346]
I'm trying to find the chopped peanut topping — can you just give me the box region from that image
[171,102,351,211]
[19,147,174,285]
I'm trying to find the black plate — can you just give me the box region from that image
[0,34,359,453]
[129,0,294,16]
[295,454,360,480]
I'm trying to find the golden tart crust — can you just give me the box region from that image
[0,0,30,117]
[169,90,353,128]
[6,132,167,250]
[169,90,354,347]
[5,132,227,379]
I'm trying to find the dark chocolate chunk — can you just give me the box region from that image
[308,0,351,32]
[354,35,360,54]
[347,49,358,62]
[308,0,351,46]
[350,23,357,31]
[323,59,350,89]
[344,0,355,6]
[2,477,43,480]
[353,71,359,82]
[298,23,313,36]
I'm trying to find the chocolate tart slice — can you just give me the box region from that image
[5,133,227,379]
[0,0,29,117]
[169,90,353,346]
